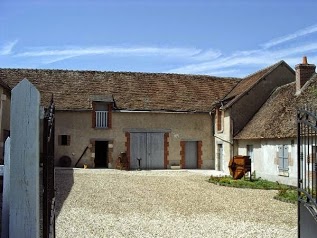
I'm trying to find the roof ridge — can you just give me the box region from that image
[242,60,285,79]
[0,67,239,111]
[0,67,241,80]
[221,60,289,108]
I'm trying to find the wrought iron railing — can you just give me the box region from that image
[43,96,56,238]
[297,108,317,237]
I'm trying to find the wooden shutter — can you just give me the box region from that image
[283,145,288,169]
[278,145,284,170]
[217,108,222,131]
[67,135,71,146]
[278,145,288,171]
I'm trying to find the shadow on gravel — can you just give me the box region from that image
[55,168,74,219]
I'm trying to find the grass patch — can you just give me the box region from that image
[274,188,297,204]
[209,175,287,190]
[209,175,297,204]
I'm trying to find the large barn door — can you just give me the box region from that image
[130,132,164,169]
[147,133,164,169]
[130,133,147,170]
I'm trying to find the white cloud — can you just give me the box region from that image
[169,25,317,76]
[0,39,18,55]
[191,49,222,61]
[3,23,317,76]
[16,46,201,58]
[14,45,222,65]
[261,24,317,48]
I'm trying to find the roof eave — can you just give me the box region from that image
[223,60,292,109]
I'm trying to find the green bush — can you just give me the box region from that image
[208,175,286,190]
[209,175,298,204]
[274,188,297,204]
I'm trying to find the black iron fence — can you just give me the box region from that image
[43,96,56,238]
[297,108,317,238]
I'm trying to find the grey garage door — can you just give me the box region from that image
[130,133,164,170]
[185,141,198,169]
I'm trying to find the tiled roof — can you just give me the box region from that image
[222,61,292,108]
[234,74,317,140]
[0,68,239,112]
[0,79,11,91]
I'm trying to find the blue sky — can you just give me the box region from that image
[1,0,317,77]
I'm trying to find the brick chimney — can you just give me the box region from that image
[296,56,316,93]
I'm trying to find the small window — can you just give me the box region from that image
[247,145,253,161]
[217,108,223,132]
[92,102,112,129]
[278,145,289,172]
[58,135,70,146]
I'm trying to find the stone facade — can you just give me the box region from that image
[55,110,214,169]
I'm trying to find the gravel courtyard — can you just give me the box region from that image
[55,169,297,238]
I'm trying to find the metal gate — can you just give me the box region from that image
[130,133,164,170]
[43,96,56,238]
[297,108,317,238]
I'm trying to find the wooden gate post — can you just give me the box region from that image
[1,137,10,238]
[9,79,40,237]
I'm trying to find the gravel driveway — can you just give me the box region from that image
[55,169,297,238]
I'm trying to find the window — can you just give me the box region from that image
[247,145,253,161]
[216,108,223,132]
[278,145,289,172]
[58,135,70,146]
[92,102,112,129]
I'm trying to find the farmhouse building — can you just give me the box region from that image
[0,69,238,169]
[0,59,303,178]
[235,57,317,186]
[212,61,295,172]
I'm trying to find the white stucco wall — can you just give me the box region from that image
[214,109,232,173]
[237,138,297,186]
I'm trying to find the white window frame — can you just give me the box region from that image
[247,144,253,161]
[95,110,108,128]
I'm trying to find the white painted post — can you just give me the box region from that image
[1,137,10,238]
[10,79,40,238]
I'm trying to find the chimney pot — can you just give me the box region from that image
[296,56,316,94]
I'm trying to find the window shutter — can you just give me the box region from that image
[283,145,289,169]
[92,102,96,128]
[58,135,62,145]
[217,109,222,131]
[67,135,71,146]
[278,146,284,169]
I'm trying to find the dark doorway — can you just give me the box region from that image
[95,141,108,168]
